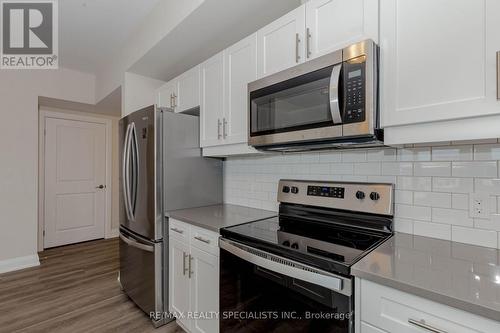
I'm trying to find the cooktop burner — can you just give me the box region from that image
[220,180,394,276]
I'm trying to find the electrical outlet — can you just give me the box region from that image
[469,192,490,219]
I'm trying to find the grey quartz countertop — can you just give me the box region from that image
[352,232,500,321]
[166,204,277,232]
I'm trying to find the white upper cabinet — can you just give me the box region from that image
[257,5,306,78]
[157,81,176,109]
[175,65,201,113]
[380,0,500,129]
[224,33,258,145]
[200,51,225,147]
[305,0,378,59]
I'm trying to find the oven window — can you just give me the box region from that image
[250,65,337,136]
[220,249,353,333]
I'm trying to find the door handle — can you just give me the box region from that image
[194,236,210,244]
[188,254,193,278]
[170,93,173,108]
[329,64,343,124]
[295,33,301,63]
[119,232,154,252]
[306,28,311,58]
[217,119,222,139]
[496,51,499,100]
[408,319,447,333]
[96,184,106,189]
[172,93,177,108]
[129,123,139,220]
[122,124,133,221]
[183,252,188,276]
[170,227,184,234]
[222,118,227,139]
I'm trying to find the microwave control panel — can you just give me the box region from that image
[343,58,366,124]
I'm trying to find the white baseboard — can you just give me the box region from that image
[0,254,40,274]
[106,228,119,239]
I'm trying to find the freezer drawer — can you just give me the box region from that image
[119,227,164,318]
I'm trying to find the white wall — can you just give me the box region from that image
[122,72,165,116]
[0,68,95,263]
[224,141,500,249]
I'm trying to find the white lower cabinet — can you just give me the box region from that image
[168,219,219,333]
[356,278,500,333]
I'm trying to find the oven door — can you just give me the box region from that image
[220,239,353,333]
[249,60,343,147]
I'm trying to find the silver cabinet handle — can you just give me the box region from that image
[408,319,447,333]
[173,93,177,107]
[182,252,188,276]
[222,118,227,139]
[496,51,500,100]
[194,236,210,244]
[217,119,222,139]
[170,227,184,234]
[170,93,173,108]
[188,254,193,278]
[306,27,311,58]
[295,33,301,63]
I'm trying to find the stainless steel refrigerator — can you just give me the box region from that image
[119,105,222,326]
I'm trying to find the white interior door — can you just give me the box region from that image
[44,117,107,248]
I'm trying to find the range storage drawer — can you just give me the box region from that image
[360,279,500,333]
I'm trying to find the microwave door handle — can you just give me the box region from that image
[329,64,343,124]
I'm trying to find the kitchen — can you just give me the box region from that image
[0,0,499,333]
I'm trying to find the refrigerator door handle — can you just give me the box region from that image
[130,122,139,218]
[119,232,154,252]
[122,124,133,221]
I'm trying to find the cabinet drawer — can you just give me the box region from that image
[361,322,388,333]
[360,279,500,333]
[168,218,190,242]
[190,225,219,256]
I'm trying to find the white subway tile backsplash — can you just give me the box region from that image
[381,162,413,176]
[414,192,451,208]
[414,162,451,176]
[451,161,497,178]
[432,145,473,161]
[432,177,473,193]
[413,221,451,240]
[397,148,431,161]
[432,208,473,227]
[451,226,497,248]
[474,178,500,195]
[224,144,500,249]
[473,144,500,160]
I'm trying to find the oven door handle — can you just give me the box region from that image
[329,63,343,124]
[220,238,351,297]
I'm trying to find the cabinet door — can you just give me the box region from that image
[157,81,176,108]
[189,247,219,333]
[257,5,306,78]
[169,237,190,329]
[176,65,201,113]
[380,0,500,128]
[224,33,257,145]
[305,0,378,59]
[200,51,225,147]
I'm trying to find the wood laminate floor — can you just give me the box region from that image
[0,238,183,333]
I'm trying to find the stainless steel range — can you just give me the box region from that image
[219,180,394,333]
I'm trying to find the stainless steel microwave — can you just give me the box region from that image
[248,39,382,151]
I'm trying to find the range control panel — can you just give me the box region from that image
[307,185,345,198]
[343,56,366,124]
[278,179,394,216]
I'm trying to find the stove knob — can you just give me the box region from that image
[282,240,290,247]
[291,186,299,194]
[370,192,380,201]
[291,243,299,249]
[355,191,365,200]
[282,186,290,193]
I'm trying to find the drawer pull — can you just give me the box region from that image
[408,319,447,333]
[170,227,184,234]
[194,236,210,244]
[497,51,500,100]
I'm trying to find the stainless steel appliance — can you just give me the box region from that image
[220,180,394,332]
[248,39,381,151]
[119,106,222,326]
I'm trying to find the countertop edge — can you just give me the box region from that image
[351,268,500,323]
[166,213,220,233]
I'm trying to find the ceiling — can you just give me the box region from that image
[59,0,161,74]
[129,0,301,81]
